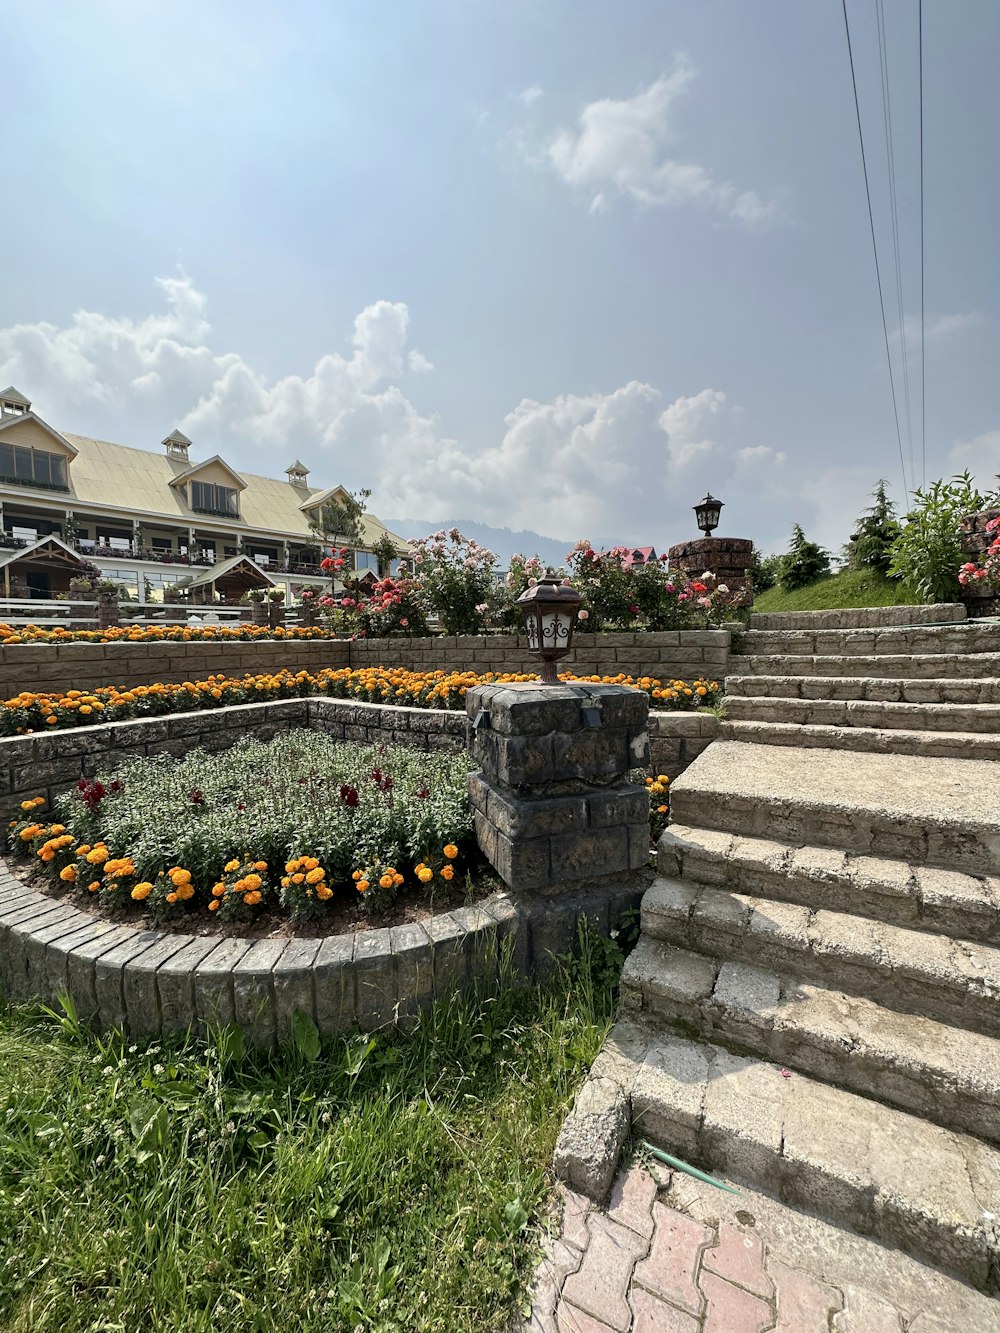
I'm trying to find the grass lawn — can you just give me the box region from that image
[0,934,624,1332]
[752,568,925,614]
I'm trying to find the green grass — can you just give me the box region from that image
[0,932,625,1332]
[752,568,925,614]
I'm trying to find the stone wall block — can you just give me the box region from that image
[353,929,397,1031]
[193,938,254,1033]
[272,939,321,1039]
[390,923,435,1024]
[94,931,162,1030]
[549,826,630,884]
[484,785,588,840]
[586,786,649,829]
[422,913,469,1000]
[156,937,219,1031]
[123,935,191,1036]
[313,935,356,1034]
[232,939,286,1047]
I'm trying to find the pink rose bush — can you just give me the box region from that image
[958,516,1000,592]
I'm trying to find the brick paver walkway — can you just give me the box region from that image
[525,1158,999,1332]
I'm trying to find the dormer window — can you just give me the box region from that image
[0,442,68,490]
[191,481,238,517]
[0,386,31,417]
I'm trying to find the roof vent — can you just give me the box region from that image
[163,428,192,461]
[286,459,310,485]
[0,386,31,417]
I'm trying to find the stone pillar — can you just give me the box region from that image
[668,536,753,601]
[268,597,285,629]
[249,598,269,627]
[96,591,119,630]
[467,682,650,899]
[959,509,1000,617]
[298,598,318,628]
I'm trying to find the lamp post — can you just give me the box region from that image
[694,493,723,537]
[517,575,584,685]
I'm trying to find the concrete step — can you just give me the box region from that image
[640,876,1000,1038]
[726,673,1000,704]
[588,1016,1000,1293]
[670,739,1000,874]
[658,824,1000,946]
[736,623,997,659]
[621,936,1000,1143]
[748,603,966,631]
[719,718,1000,761]
[725,694,1000,732]
[729,652,1000,679]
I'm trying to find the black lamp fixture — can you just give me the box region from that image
[694,493,723,537]
[517,574,584,685]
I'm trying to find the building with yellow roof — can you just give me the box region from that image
[0,386,409,602]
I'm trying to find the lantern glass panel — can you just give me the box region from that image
[524,612,540,651]
[541,607,570,651]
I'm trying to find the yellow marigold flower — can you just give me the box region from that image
[177,883,195,901]
[244,890,262,906]
[351,869,362,881]
[212,882,226,897]
[657,775,669,785]
[242,872,263,891]
[356,879,370,894]
[224,858,240,873]
[131,882,153,900]
[439,865,455,881]
[378,874,394,890]
[305,867,324,885]
[59,865,77,883]
[286,859,300,873]
[292,873,305,884]
[169,868,191,886]
[20,799,36,811]
[417,866,433,884]
[302,856,319,871]
[316,884,333,900]
[165,891,178,904]
[443,844,458,860]
[87,847,109,865]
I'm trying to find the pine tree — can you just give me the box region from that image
[779,524,830,591]
[750,545,781,593]
[848,479,901,577]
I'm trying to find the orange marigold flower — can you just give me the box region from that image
[443,844,458,859]
[439,865,455,881]
[165,891,178,904]
[305,867,324,885]
[131,882,153,901]
[378,874,394,890]
[244,890,262,906]
[208,899,220,911]
[356,879,370,894]
[59,865,77,883]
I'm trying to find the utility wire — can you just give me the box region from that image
[841,0,909,501]
[876,0,915,489]
[919,0,926,488]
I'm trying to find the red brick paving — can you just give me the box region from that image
[524,1162,996,1333]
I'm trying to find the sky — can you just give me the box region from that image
[1,0,998,557]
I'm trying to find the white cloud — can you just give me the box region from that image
[0,274,846,553]
[948,429,1000,483]
[518,84,543,107]
[544,63,780,223]
[900,310,989,350]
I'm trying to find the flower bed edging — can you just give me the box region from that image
[0,695,713,826]
[0,863,642,1041]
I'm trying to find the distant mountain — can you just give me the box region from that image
[381,518,574,569]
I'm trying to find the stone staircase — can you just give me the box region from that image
[557,604,1000,1297]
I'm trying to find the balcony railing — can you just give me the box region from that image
[0,533,328,575]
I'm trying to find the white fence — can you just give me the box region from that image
[0,599,307,631]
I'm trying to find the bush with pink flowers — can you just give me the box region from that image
[959,515,1000,594]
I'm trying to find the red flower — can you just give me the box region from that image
[339,784,359,808]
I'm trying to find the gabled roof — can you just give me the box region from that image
[186,554,277,589]
[167,454,247,491]
[0,410,80,456]
[162,428,192,446]
[0,533,90,571]
[298,483,351,513]
[287,459,310,474]
[0,386,31,407]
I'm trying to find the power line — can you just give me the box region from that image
[919,0,926,489]
[840,0,909,501]
[876,0,915,488]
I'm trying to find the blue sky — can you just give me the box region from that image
[1,0,998,555]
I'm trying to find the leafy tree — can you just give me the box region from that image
[889,472,998,603]
[848,480,901,576]
[779,524,830,591]
[372,532,401,577]
[307,487,371,550]
[750,546,781,594]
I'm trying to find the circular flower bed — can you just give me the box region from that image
[9,732,476,930]
[0,667,722,736]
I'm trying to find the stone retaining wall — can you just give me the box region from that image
[0,867,642,1041]
[0,638,351,696]
[959,508,1000,618]
[350,629,731,684]
[0,695,711,824]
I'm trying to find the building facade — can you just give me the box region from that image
[0,387,408,602]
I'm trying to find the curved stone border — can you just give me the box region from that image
[0,862,644,1041]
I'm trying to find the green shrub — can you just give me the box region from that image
[889,472,997,603]
[848,479,901,577]
[779,524,830,591]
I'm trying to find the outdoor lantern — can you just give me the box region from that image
[694,492,723,537]
[517,574,584,685]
